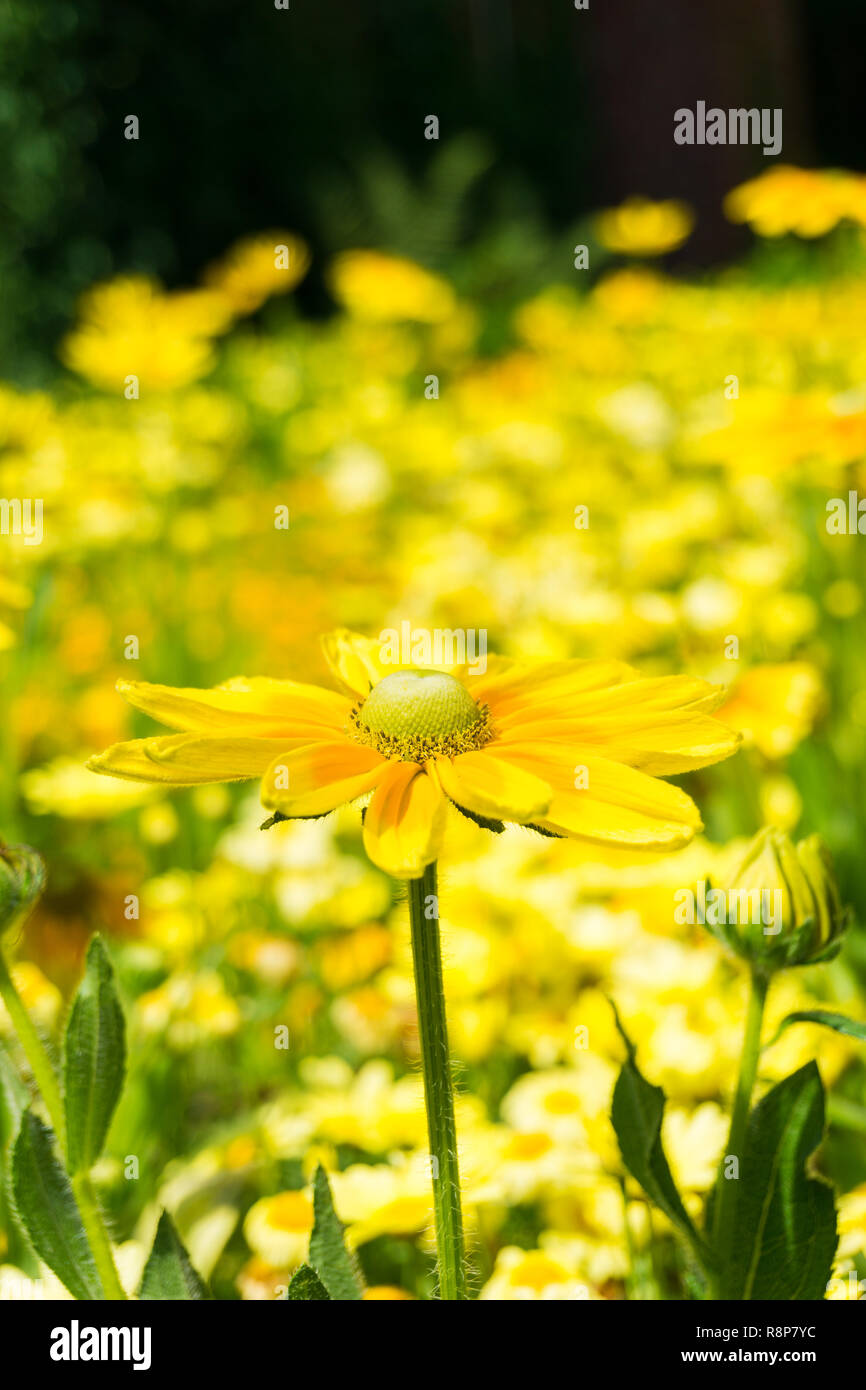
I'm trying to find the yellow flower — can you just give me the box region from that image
[203,231,310,314]
[478,1246,600,1301]
[87,628,739,879]
[62,276,234,391]
[594,197,694,257]
[243,1190,314,1268]
[718,663,824,758]
[328,251,457,323]
[724,165,865,238]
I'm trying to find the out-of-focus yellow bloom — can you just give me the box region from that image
[479,1245,600,1301]
[227,930,300,986]
[725,165,866,238]
[328,251,457,323]
[0,961,62,1035]
[330,1160,433,1245]
[136,970,241,1047]
[363,1285,415,1300]
[63,277,234,391]
[203,231,310,313]
[718,663,824,759]
[595,197,694,256]
[243,1190,314,1269]
[20,757,161,818]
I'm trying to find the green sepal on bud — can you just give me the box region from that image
[0,843,46,938]
[705,826,848,974]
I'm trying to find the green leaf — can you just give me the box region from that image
[139,1211,209,1300]
[718,1062,837,1300]
[287,1263,331,1300]
[308,1165,363,1300]
[0,1041,28,1138]
[63,935,126,1174]
[610,1004,710,1264]
[764,1010,866,1050]
[11,1109,104,1300]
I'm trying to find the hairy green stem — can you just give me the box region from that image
[72,1173,127,1300]
[0,946,66,1151]
[407,862,466,1300]
[712,970,769,1272]
[0,944,126,1300]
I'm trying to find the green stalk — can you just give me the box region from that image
[0,946,65,1151]
[0,944,126,1300]
[71,1173,127,1301]
[712,969,769,1270]
[407,862,466,1300]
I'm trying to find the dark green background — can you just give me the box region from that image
[1,0,863,380]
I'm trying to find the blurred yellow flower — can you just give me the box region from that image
[0,961,62,1036]
[63,276,234,391]
[203,231,310,313]
[328,251,457,323]
[718,663,824,759]
[595,197,694,256]
[243,1190,314,1268]
[725,165,866,238]
[20,757,161,818]
[479,1246,599,1301]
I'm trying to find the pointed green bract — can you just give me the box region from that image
[610,1004,711,1266]
[308,1165,363,1300]
[63,935,126,1175]
[717,1062,837,1299]
[11,1110,104,1300]
[287,1263,331,1300]
[139,1211,209,1300]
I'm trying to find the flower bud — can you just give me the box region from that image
[0,843,45,938]
[705,826,847,972]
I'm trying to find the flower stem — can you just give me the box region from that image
[712,969,769,1263]
[0,945,66,1151]
[0,944,126,1300]
[71,1173,127,1300]
[407,862,466,1300]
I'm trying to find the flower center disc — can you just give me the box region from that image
[350,671,492,760]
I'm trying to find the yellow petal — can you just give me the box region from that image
[432,751,551,823]
[496,711,740,775]
[362,763,446,878]
[321,627,481,695]
[467,659,636,720]
[500,745,702,848]
[88,735,302,784]
[261,740,388,816]
[117,677,350,735]
[320,630,391,696]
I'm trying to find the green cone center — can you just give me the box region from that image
[359,671,482,739]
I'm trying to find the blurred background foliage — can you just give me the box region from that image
[3,0,866,381]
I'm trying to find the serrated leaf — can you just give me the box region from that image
[11,1109,104,1300]
[287,1263,331,1300]
[63,935,126,1174]
[718,1062,837,1300]
[308,1165,363,1301]
[764,1010,866,1050]
[610,1004,710,1264]
[139,1211,209,1300]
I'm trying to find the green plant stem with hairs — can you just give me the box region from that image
[711,969,770,1286]
[407,862,467,1300]
[0,943,126,1299]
